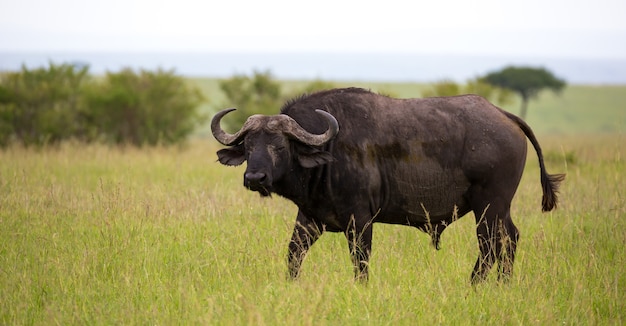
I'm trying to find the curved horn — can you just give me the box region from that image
[275,110,339,146]
[211,108,263,146]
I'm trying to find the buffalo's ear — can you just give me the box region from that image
[296,146,335,168]
[216,145,246,166]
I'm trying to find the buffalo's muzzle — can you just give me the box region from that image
[244,171,272,196]
[245,172,267,185]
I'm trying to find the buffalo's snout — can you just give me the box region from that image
[245,172,267,185]
[244,171,272,196]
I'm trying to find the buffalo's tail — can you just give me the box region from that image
[502,110,566,212]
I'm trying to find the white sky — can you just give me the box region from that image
[1,0,626,58]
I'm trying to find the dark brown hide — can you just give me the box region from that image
[211,88,564,283]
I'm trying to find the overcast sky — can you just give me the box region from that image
[1,0,625,58]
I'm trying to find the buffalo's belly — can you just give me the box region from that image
[381,164,471,224]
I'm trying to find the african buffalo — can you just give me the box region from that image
[211,88,565,283]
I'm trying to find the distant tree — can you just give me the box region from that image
[481,66,566,119]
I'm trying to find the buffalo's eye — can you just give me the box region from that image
[267,144,287,166]
[268,144,287,155]
[244,141,253,151]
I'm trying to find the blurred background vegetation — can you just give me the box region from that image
[0,64,340,147]
[0,63,205,147]
[2,61,623,149]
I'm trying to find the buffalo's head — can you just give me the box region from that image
[211,108,339,196]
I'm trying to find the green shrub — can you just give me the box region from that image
[421,79,461,97]
[218,70,283,130]
[218,71,339,131]
[294,79,337,95]
[422,78,513,106]
[0,63,89,147]
[0,64,205,147]
[86,68,205,146]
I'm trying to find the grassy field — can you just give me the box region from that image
[1,81,625,324]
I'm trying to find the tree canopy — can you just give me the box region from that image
[481,66,566,119]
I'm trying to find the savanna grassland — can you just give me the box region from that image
[1,82,625,325]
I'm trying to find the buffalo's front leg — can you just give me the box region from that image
[287,210,323,279]
[345,214,373,282]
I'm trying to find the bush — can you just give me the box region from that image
[294,79,337,95]
[422,78,513,106]
[218,71,337,130]
[86,68,205,146]
[0,63,89,146]
[0,64,205,147]
[218,70,283,130]
[421,79,461,98]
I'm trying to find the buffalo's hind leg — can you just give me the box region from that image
[287,210,323,280]
[470,202,519,284]
[496,214,519,282]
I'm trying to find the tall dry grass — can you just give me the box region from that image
[0,134,624,324]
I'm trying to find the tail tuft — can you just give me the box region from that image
[541,173,566,212]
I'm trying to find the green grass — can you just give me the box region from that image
[1,132,624,324]
[2,81,625,324]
